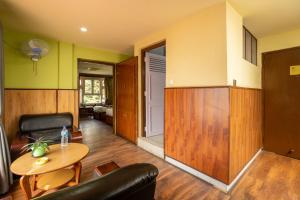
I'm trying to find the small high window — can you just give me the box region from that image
[243,26,257,65]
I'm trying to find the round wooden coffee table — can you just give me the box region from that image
[10,143,89,200]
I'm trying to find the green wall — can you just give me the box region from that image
[3,28,130,89]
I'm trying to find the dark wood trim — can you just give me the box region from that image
[141,40,166,137]
[79,73,113,78]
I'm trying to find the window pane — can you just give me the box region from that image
[245,30,252,62]
[83,95,101,104]
[93,80,100,94]
[251,37,257,65]
[84,80,92,94]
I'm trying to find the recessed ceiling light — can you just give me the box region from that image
[80,27,88,32]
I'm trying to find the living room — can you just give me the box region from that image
[1,0,300,200]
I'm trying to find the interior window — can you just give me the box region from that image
[243,26,257,65]
[80,77,106,104]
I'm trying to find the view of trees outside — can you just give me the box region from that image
[82,78,105,104]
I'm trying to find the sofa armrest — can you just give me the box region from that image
[34,163,159,200]
[10,134,29,161]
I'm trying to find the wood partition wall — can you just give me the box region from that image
[4,89,79,143]
[165,87,262,184]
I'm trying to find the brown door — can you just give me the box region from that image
[263,47,300,159]
[116,57,138,143]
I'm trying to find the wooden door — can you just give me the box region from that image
[116,57,138,143]
[263,47,300,159]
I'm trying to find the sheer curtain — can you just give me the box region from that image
[0,22,13,195]
[0,122,12,194]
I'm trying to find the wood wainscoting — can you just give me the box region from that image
[229,87,263,183]
[4,89,79,143]
[165,86,262,185]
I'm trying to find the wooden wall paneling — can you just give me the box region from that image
[57,90,79,128]
[164,87,230,183]
[229,87,263,182]
[4,90,57,142]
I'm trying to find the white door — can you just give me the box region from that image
[145,52,166,137]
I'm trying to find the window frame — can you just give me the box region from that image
[243,26,257,66]
[80,76,106,104]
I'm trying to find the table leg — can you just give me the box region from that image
[74,162,82,184]
[20,175,32,200]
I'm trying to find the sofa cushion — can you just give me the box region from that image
[19,113,73,134]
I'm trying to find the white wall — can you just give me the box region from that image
[226,2,261,89]
[258,27,300,66]
[134,2,227,136]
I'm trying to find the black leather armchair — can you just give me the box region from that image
[34,163,159,200]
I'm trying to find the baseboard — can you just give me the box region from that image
[226,148,262,191]
[137,137,164,159]
[165,148,262,192]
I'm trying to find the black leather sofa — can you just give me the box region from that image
[19,112,73,142]
[34,163,159,200]
[10,113,83,161]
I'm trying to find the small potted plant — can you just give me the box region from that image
[21,137,53,158]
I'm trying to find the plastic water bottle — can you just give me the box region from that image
[61,126,69,147]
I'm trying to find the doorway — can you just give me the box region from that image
[77,59,115,134]
[139,41,166,157]
[263,46,300,159]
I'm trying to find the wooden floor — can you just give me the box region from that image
[7,119,300,200]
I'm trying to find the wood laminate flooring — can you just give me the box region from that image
[6,119,300,200]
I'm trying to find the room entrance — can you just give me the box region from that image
[77,59,115,133]
[138,41,166,157]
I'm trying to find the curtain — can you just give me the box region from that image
[104,77,113,105]
[0,122,13,194]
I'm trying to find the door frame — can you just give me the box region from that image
[77,58,116,133]
[115,57,138,143]
[141,40,166,137]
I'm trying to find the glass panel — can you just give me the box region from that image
[93,80,100,94]
[83,95,101,104]
[245,30,252,62]
[84,80,92,94]
[251,37,257,65]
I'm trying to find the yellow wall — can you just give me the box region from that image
[134,2,228,136]
[226,2,261,89]
[258,27,300,66]
[4,28,129,89]
[135,2,227,88]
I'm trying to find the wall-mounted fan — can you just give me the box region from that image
[21,39,49,75]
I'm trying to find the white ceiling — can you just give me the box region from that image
[0,0,222,54]
[0,0,300,54]
[229,0,300,37]
[78,62,113,75]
